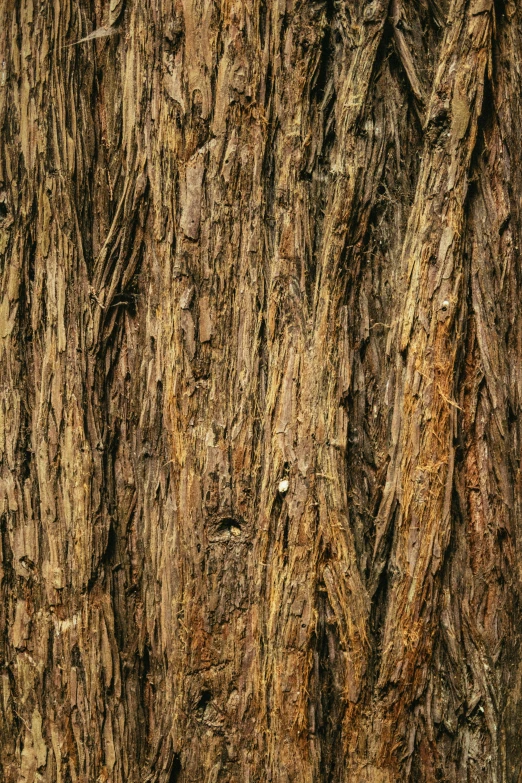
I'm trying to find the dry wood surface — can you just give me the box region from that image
[1,0,522,780]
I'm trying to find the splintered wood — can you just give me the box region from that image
[1,0,521,781]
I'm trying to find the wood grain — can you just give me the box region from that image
[1,0,522,781]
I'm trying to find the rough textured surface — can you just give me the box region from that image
[1,0,522,780]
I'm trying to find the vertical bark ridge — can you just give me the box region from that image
[250,2,391,780]
[139,0,278,779]
[431,8,522,778]
[492,12,522,782]
[368,0,495,772]
[0,1,155,780]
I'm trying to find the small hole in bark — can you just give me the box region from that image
[103,521,117,564]
[71,644,82,669]
[196,689,212,711]
[499,214,511,235]
[168,753,182,783]
[0,202,7,220]
[216,517,242,538]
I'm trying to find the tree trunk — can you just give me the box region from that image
[1,0,522,780]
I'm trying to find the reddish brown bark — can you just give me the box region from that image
[1,0,522,781]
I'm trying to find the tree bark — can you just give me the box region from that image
[1,0,522,781]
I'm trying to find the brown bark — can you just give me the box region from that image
[1,0,522,781]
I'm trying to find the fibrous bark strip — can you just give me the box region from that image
[1,0,522,781]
